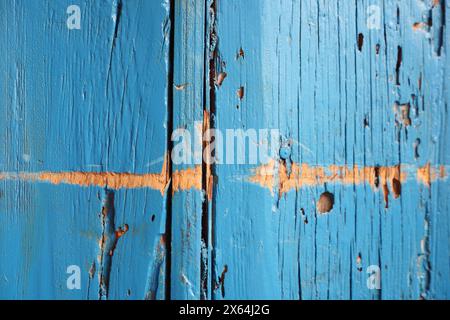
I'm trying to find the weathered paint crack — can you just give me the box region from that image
[418,205,431,299]
[86,261,96,300]
[106,0,123,92]
[144,235,166,300]
[213,264,228,298]
[98,189,128,300]
[432,0,445,56]
[171,165,202,194]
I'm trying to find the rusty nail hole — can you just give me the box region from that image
[115,224,129,238]
[237,86,244,100]
[317,192,334,214]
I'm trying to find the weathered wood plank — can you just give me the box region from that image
[0,0,170,299]
[211,0,449,300]
[170,0,206,300]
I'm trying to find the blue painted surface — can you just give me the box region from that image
[211,0,450,300]
[0,0,170,299]
[0,0,449,300]
[171,0,206,300]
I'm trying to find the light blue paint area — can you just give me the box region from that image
[211,0,449,300]
[0,0,449,300]
[0,0,170,299]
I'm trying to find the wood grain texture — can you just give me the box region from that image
[170,0,206,300]
[0,0,449,300]
[0,0,170,299]
[210,0,450,300]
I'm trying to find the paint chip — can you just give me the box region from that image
[216,72,227,86]
[175,83,189,91]
[237,86,244,100]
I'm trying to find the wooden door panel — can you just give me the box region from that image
[0,0,170,299]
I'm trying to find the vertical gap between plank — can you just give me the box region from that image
[201,0,218,300]
[200,0,210,300]
[164,0,176,301]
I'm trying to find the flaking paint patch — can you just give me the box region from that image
[0,155,171,195]
[250,161,406,194]
[2,160,446,198]
[249,160,447,204]
[0,153,210,196]
[417,163,446,187]
[172,165,202,194]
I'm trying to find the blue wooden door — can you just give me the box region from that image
[1,0,449,300]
